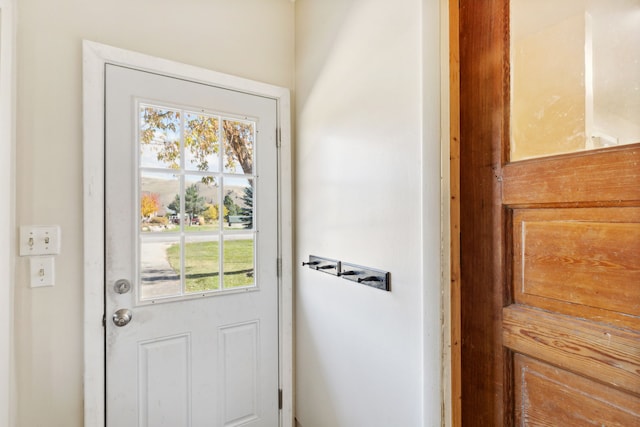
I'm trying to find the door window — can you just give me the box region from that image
[510,0,640,161]
[138,103,257,301]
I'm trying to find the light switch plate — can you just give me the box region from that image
[19,225,61,256]
[29,256,55,287]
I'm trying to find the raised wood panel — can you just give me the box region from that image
[503,305,640,395]
[512,207,640,330]
[514,354,640,426]
[515,220,640,315]
[503,143,640,207]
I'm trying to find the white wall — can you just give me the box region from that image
[294,0,442,426]
[15,0,445,425]
[15,1,294,426]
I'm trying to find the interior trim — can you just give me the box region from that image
[0,1,16,425]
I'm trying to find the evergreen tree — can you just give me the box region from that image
[239,186,253,229]
[168,184,206,221]
[223,191,240,222]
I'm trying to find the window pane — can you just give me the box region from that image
[184,112,221,173]
[510,0,640,161]
[223,177,253,231]
[222,119,254,174]
[591,2,640,148]
[184,175,220,232]
[140,171,180,233]
[137,105,263,302]
[222,236,255,289]
[185,235,220,294]
[139,105,181,169]
[140,238,181,300]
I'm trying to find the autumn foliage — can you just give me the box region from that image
[140,192,161,218]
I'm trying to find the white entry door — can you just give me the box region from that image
[105,64,279,427]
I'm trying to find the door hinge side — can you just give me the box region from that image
[276,127,281,148]
[277,257,282,278]
[278,388,283,410]
[102,313,106,328]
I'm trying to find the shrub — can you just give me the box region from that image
[149,216,169,226]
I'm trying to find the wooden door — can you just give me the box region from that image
[457,1,640,425]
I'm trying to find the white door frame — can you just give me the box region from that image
[82,40,293,427]
[0,1,16,426]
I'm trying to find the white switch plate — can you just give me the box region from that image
[19,225,61,256]
[30,256,55,287]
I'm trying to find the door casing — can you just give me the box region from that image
[0,1,17,426]
[82,40,293,427]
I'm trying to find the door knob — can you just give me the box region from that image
[112,308,133,327]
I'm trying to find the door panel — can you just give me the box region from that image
[512,207,640,321]
[105,64,279,426]
[504,305,640,395]
[138,334,191,426]
[502,146,640,205]
[219,321,260,425]
[514,355,640,426]
[458,0,640,425]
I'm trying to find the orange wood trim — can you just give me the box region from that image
[449,0,461,424]
[503,305,640,396]
[459,0,510,424]
[503,144,640,207]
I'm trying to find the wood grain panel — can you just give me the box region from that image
[512,207,640,330]
[514,354,640,426]
[503,305,640,395]
[515,220,640,315]
[459,0,510,424]
[449,0,462,423]
[503,143,640,207]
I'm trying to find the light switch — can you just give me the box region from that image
[19,225,61,256]
[29,256,55,287]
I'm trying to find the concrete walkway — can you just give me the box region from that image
[140,242,181,298]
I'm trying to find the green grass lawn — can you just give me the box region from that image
[166,239,254,293]
[141,223,220,233]
[183,223,219,232]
